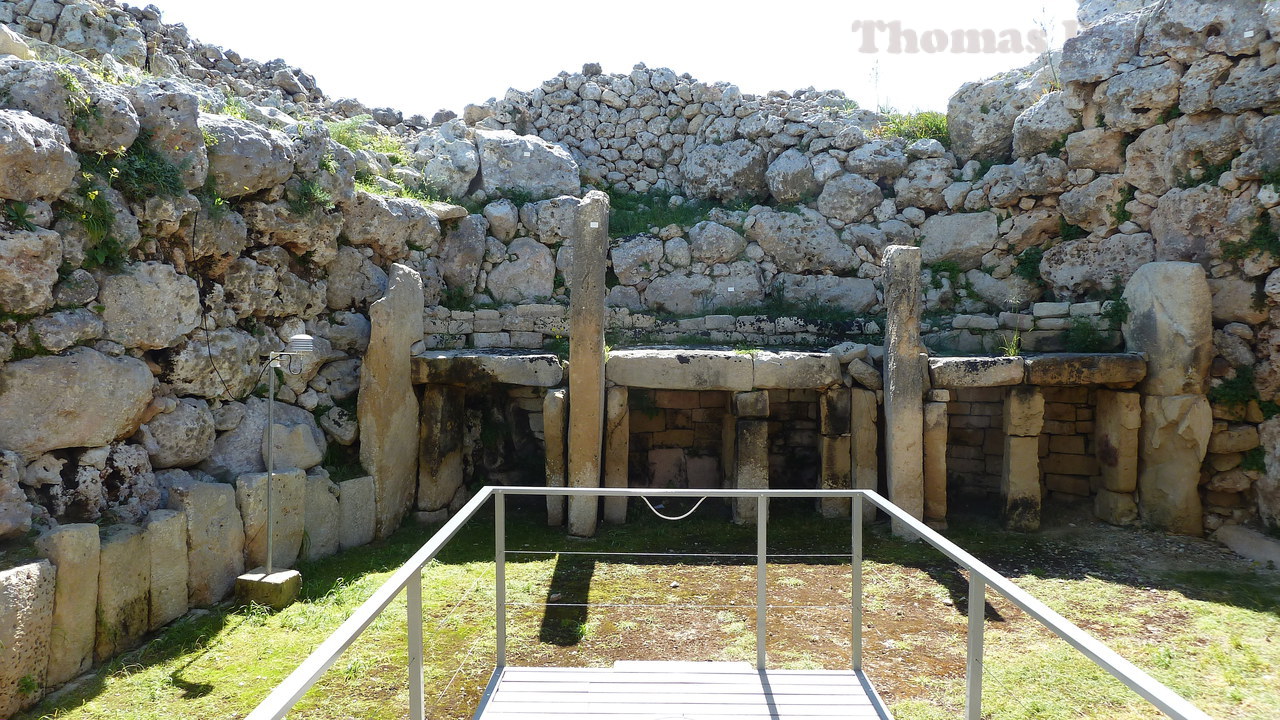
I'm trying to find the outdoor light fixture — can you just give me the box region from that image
[264,334,314,575]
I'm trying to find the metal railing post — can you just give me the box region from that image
[966,573,985,720]
[407,568,424,720]
[495,490,506,667]
[756,495,768,671]
[852,494,863,672]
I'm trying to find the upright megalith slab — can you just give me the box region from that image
[850,388,879,522]
[417,384,464,512]
[34,524,98,685]
[543,389,568,526]
[167,478,245,606]
[883,246,925,535]
[733,420,770,524]
[302,473,340,562]
[236,468,306,570]
[95,524,150,662]
[819,389,852,518]
[359,263,424,538]
[603,386,630,524]
[1002,387,1045,531]
[1095,390,1141,494]
[567,191,609,537]
[922,402,948,526]
[145,509,188,630]
[0,561,55,716]
[1122,262,1213,396]
[1139,394,1211,536]
[337,476,376,550]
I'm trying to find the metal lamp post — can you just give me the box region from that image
[265,333,314,575]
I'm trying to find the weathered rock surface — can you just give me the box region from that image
[948,56,1059,163]
[1139,394,1211,536]
[1123,262,1213,396]
[681,139,767,202]
[163,327,259,399]
[145,509,188,630]
[34,524,98,685]
[0,349,153,461]
[1024,354,1147,386]
[302,473,340,562]
[817,173,882,223]
[774,273,877,313]
[236,468,306,569]
[0,561,54,716]
[340,191,440,262]
[359,264,423,538]
[412,351,564,387]
[200,113,294,198]
[744,207,854,273]
[98,261,201,350]
[919,211,998,271]
[136,398,215,469]
[0,109,78,200]
[95,524,150,661]
[411,119,478,199]
[0,451,31,539]
[765,148,818,203]
[687,221,747,264]
[337,476,376,550]
[203,397,324,480]
[475,128,578,199]
[1040,232,1154,299]
[128,79,207,190]
[929,357,1024,388]
[166,478,245,606]
[0,227,61,314]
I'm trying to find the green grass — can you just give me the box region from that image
[873,109,949,146]
[82,129,186,203]
[607,188,718,237]
[19,506,1280,720]
[326,115,405,159]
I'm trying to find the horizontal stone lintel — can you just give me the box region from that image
[605,348,842,391]
[929,356,1024,388]
[411,351,564,387]
[1023,353,1147,387]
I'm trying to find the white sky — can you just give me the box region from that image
[147,0,1079,118]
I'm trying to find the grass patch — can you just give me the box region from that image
[873,109,949,146]
[60,178,126,270]
[1013,246,1045,285]
[326,115,404,159]
[1062,317,1113,353]
[82,129,186,203]
[607,188,718,237]
[1222,218,1280,262]
[287,178,336,217]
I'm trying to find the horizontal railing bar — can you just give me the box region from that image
[245,487,496,720]
[506,603,855,609]
[497,487,881,497]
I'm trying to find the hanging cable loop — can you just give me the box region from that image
[640,495,709,521]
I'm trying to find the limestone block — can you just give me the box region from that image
[1094,489,1139,527]
[603,386,629,524]
[302,474,340,562]
[1003,386,1045,437]
[236,468,306,570]
[1122,262,1213,396]
[851,389,879,522]
[543,389,568,526]
[1095,390,1141,493]
[606,349,754,391]
[1002,436,1041,532]
[0,449,31,539]
[923,402,948,524]
[752,351,842,389]
[95,524,150,662]
[819,434,853,518]
[733,419,769,524]
[733,390,770,419]
[417,385,464,512]
[0,561,54,716]
[0,348,154,461]
[567,192,609,538]
[166,479,245,607]
[412,352,563,387]
[263,423,324,472]
[883,246,925,534]
[360,263,424,538]
[1139,394,1211,536]
[1023,353,1147,387]
[1208,425,1261,454]
[337,476,376,550]
[33,524,97,685]
[929,356,1024,388]
[145,510,187,631]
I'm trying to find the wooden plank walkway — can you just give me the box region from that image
[475,661,893,719]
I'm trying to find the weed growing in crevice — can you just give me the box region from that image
[607,188,716,237]
[2,200,36,231]
[82,129,186,203]
[873,108,949,145]
[287,177,335,217]
[61,177,125,270]
[54,66,101,134]
[1109,184,1135,226]
[1209,366,1259,409]
[326,114,404,157]
[194,173,228,221]
[1177,151,1238,189]
[1058,217,1087,241]
[1221,217,1280,261]
[1062,317,1111,353]
[1014,246,1045,285]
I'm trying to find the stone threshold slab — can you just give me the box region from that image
[605,348,842,391]
[411,350,564,387]
[929,353,1146,388]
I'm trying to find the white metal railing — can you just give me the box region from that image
[245,487,1213,720]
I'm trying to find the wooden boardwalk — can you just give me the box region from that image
[475,661,893,719]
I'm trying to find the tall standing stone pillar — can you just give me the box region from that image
[1094,390,1141,525]
[543,388,568,526]
[1002,386,1044,531]
[922,401,949,527]
[359,263,424,538]
[603,385,630,524]
[819,388,852,518]
[1123,262,1213,536]
[567,191,609,537]
[418,384,464,512]
[731,390,770,523]
[883,246,925,535]
[850,388,879,521]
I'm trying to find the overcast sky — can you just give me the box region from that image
[146,0,1079,118]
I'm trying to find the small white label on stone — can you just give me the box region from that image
[727,287,735,292]
[523,151,531,157]
[1244,30,1256,37]
[590,221,599,228]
